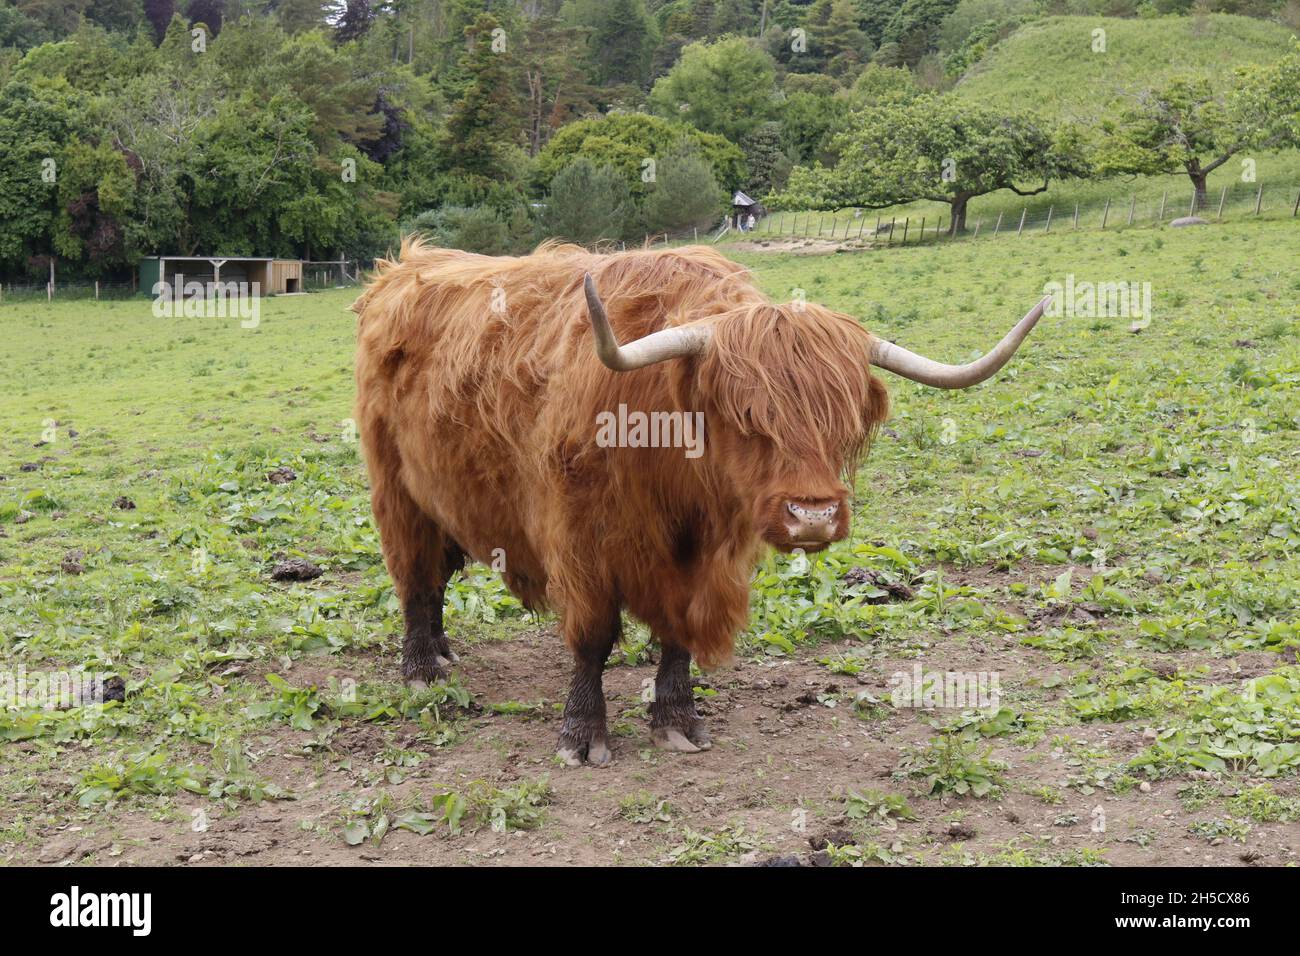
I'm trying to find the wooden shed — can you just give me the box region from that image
[731,191,766,230]
[138,256,303,296]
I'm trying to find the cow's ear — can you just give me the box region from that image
[865,372,890,427]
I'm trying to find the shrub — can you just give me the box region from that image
[536,159,634,245]
[641,151,725,237]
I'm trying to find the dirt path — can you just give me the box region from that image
[12,622,1297,867]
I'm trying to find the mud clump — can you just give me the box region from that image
[271,558,322,582]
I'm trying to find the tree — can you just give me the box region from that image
[774,95,1086,234]
[443,13,523,189]
[407,204,519,256]
[649,36,776,143]
[186,0,224,36]
[1096,52,1300,211]
[143,0,174,42]
[519,10,598,157]
[570,0,657,88]
[332,0,375,44]
[535,112,745,200]
[277,0,328,34]
[878,0,959,67]
[740,120,794,197]
[803,0,872,77]
[641,150,726,235]
[537,158,633,244]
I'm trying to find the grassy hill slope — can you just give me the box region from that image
[954,14,1296,121]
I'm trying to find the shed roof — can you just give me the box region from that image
[732,191,758,207]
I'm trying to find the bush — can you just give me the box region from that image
[641,151,725,236]
[536,159,634,245]
[407,205,515,255]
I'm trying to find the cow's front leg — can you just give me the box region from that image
[401,589,453,688]
[650,642,711,753]
[557,613,619,767]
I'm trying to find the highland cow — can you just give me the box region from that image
[353,239,1048,765]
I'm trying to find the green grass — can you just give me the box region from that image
[2,217,1299,860]
[745,13,1300,249]
[954,14,1296,121]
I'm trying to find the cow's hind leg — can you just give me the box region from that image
[557,609,620,767]
[650,641,711,753]
[366,437,464,686]
[396,534,464,688]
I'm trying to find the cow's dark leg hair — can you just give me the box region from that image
[650,642,711,753]
[400,539,465,686]
[362,418,467,687]
[557,613,620,767]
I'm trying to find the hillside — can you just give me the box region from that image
[954,14,1296,121]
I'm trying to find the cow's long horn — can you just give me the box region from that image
[584,273,712,371]
[869,296,1052,389]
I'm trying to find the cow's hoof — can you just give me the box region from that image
[652,726,711,753]
[403,660,450,689]
[557,734,612,767]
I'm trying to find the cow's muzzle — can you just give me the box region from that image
[783,499,842,549]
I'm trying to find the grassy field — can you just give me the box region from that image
[751,12,1300,247]
[1,217,1298,866]
[954,14,1296,121]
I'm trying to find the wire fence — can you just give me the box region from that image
[752,180,1299,247]
[0,280,139,303]
[0,261,363,303]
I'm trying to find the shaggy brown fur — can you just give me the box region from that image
[353,238,889,759]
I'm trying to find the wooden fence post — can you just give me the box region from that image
[857,216,867,239]
[1127,195,1136,226]
[1292,190,1300,217]
[1218,186,1228,220]
[993,211,1003,235]
[1101,199,1110,229]
[888,216,896,245]
[1255,185,1264,214]
[919,217,925,244]
[95,280,99,301]
[902,217,910,244]
[1073,203,1079,228]
[973,220,982,238]
[1158,191,1167,221]
[1188,191,1197,216]
[1016,207,1027,236]
[1045,206,1054,233]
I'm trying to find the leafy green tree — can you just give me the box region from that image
[803,0,872,77]
[566,0,658,88]
[879,0,959,67]
[443,13,523,193]
[778,89,851,164]
[537,158,634,244]
[0,75,86,273]
[1096,54,1300,211]
[408,204,518,255]
[775,95,1086,233]
[535,111,745,200]
[641,149,726,235]
[53,138,135,273]
[740,120,794,197]
[649,36,776,142]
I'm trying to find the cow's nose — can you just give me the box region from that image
[784,499,841,544]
